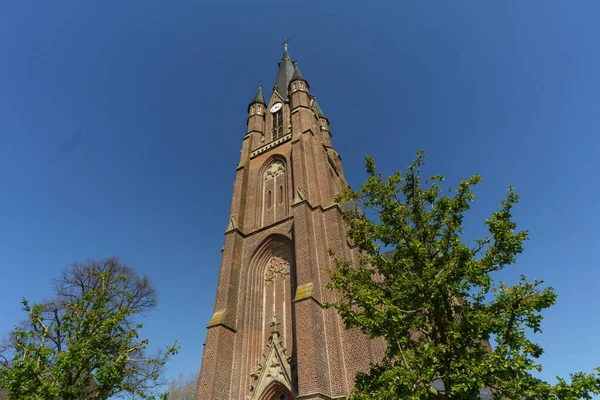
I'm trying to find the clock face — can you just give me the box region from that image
[270,103,282,113]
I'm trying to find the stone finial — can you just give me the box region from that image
[270,315,281,335]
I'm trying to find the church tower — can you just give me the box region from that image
[197,42,384,400]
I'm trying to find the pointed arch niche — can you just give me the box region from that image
[256,380,295,400]
[257,155,290,228]
[241,234,296,400]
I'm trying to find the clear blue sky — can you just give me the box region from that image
[1,0,599,391]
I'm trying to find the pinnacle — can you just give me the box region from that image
[251,84,265,104]
[313,96,326,118]
[290,61,305,83]
[282,37,291,60]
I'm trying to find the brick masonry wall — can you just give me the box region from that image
[197,80,385,400]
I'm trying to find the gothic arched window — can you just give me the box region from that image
[259,158,288,228]
[272,109,283,141]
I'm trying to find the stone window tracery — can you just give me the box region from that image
[265,161,285,180]
[264,256,290,283]
[259,159,288,228]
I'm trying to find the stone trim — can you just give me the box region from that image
[250,133,292,158]
[290,197,345,216]
[206,310,237,332]
[294,282,314,300]
[290,105,315,114]
[205,322,237,333]
[244,130,263,140]
[207,309,226,325]
[224,216,294,239]
[293,295,324,308]
[293,283,324,307]
[224,216,237,233]
[246,115,265,126]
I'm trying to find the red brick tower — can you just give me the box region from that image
[197,42,384,400]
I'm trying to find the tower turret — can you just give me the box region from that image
[248,83,266,111]
[288,62,311,112]
[247,83,266,134]
[241,83,267,166]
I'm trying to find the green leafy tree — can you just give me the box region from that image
[327,151,600,400]
[0,257,178,400]
[166,371,198,400]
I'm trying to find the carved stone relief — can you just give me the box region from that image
[248,316,294,400]
[265,161,285,180]
[264,256,290,283]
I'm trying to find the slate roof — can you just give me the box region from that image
[273,47,295,100]
[313,98,326,118]
[290,62,305,83]
[247,85,266,113]
[251,86,265,105]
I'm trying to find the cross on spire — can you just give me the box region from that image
[282,37,290,50]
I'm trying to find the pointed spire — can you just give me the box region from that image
[248,82,265,113]
[290,61,305,83]
[273,38,295,100]
[282,37,291,60]
[251,82,265,104]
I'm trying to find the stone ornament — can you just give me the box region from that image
[265,161,285,180]
[248,316,294,399]
[264,256,290,283]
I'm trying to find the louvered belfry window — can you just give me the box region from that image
[272,109,283,140]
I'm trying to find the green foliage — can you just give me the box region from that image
[327,151,600,399]
[0,257,178,400]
